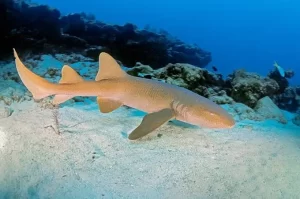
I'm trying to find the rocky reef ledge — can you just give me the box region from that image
[0,0,211,68]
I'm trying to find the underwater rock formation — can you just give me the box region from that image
[254,96,287,124]
[0,106,13,119]
[268,68,295,93]
[272,86,300,113]
[227,103,264,122]
[0,0,211,68]
[0,81,31,106]
[292,115,300,126]
[60,14,212,68]
[227,70,280,108]
[267,68,299,113]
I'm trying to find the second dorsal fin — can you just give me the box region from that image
[52,65,84,105]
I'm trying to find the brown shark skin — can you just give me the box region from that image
[53,77,235,128]
[13,49,235,139]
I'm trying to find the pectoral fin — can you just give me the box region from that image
[97,97,122,113]
[128,108,175,140]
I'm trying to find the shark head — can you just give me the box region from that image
[174,98,235,129]
[186,104,235,128]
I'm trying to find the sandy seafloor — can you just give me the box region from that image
[0,54,300,199]
[0,99,300,199]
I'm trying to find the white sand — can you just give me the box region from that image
[0,100,300,199]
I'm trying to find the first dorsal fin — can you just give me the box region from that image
[95,52,127,81]
[53,65,84,105]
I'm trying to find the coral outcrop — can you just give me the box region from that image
[254,96,287,124]
[271,86,300,113]
[268,68,295,93]
[227,70,279,108]
[0,0,211,68]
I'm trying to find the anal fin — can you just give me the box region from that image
[97,97,122,113]
[128,108,175,140]
[53,95,73,105]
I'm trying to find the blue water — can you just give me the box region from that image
[34,0,300,85]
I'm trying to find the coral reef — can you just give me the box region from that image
[0,0,211,68]
[227,70,279,108]
[271,86,300,113]
[268,68,295,93]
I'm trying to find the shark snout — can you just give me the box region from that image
[222,115,236,128]
[184,109,236,129]
[211,111,236,129]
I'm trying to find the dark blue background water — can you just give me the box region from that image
[34,0,300,85]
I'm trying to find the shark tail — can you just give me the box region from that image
[273,61,279,68]
[13,48,57,101]
[13,48,84,105]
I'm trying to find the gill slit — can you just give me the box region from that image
[171,100,189,120]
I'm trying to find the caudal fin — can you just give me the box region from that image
[13,48,55,100]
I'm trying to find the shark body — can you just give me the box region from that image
[13,49,235,140]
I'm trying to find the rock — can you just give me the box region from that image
[1,0,62,56]
[254,96,287,124]
[272,86,300,113]
[228,70,279,107]
[0,83,28,105]
[83,46,106,61]
[229,103,264,121]
[1,0,211,69]
[154,63,233,103]
[209,90,235,105]
[58,34,88,48]
[54,53,93,64]
[285,70,295,79]
[0,106,13,119]
[126,62,154,77]
[155,63,224,89]
[268,69,291,93]
[292,115,300,126]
